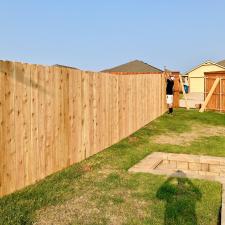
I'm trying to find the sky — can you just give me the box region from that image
[1,0,225,73]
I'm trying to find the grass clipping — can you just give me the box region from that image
[152,124,225,146]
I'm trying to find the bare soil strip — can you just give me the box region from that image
[152,125,225,146]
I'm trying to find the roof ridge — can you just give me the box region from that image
[101,60,163,73]
[217,59,225,64]
[185,60,225,74]
[143,60,164,72]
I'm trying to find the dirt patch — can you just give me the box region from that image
[33,178,148,225]
[82,164,92,172]
[128,136,139,143]
[152,124,225,146]
[33,194,101,225]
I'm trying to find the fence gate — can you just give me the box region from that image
[205,71,225,112]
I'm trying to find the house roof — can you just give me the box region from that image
[217,60,225,67]
[53,64,79,70]
[185,60,225,75]
[101,60,163,73]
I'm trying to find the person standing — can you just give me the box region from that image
[166,73,175,114]
[184,77,189,93]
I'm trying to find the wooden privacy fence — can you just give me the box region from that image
[0,61,167,197]
[204,71,225,112]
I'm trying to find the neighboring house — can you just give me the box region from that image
[101,60,163,73]
[217,60,225,67]
[185,61,225,93]
[54,64,79,70]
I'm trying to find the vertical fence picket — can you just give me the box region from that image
[0,61,166,197]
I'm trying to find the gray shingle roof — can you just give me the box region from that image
[217,60,225,67]
[101,60,163,73]
[54,64,79,70]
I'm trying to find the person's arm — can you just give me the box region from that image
[164,72,169,82]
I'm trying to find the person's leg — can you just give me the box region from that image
[169,105,172,113]
[166,95,170,113]
[170,95,174,114]
[167,95,173,114]
[170,105,173,113]
[167,105,171,113]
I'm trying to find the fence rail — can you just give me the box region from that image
[0,61,167,197]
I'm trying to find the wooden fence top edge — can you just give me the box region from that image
[107,72,163,74]
[0,60,164,77]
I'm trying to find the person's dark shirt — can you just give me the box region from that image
[166,79,174,95]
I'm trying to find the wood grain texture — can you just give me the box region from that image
[204,72,225,112]
[200,78,220,112]
[0,61,167,197]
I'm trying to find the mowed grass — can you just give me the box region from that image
[1,109,225,225]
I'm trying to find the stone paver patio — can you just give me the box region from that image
[180,92,204,108]
[129,152,225,225]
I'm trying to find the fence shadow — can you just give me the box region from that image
[156,171,202,225]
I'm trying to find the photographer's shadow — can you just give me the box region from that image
[156,171,202,225]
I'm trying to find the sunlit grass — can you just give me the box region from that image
[0,109,224,225]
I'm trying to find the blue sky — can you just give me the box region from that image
[1,0,225,72]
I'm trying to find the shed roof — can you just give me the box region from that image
[101,60,163,73]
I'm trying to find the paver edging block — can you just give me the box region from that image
[128,152,225,225]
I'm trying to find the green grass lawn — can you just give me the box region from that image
[1,109,225,225]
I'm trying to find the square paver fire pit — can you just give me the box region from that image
[129,152,225,225]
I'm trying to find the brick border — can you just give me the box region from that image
[129,152,225,225]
